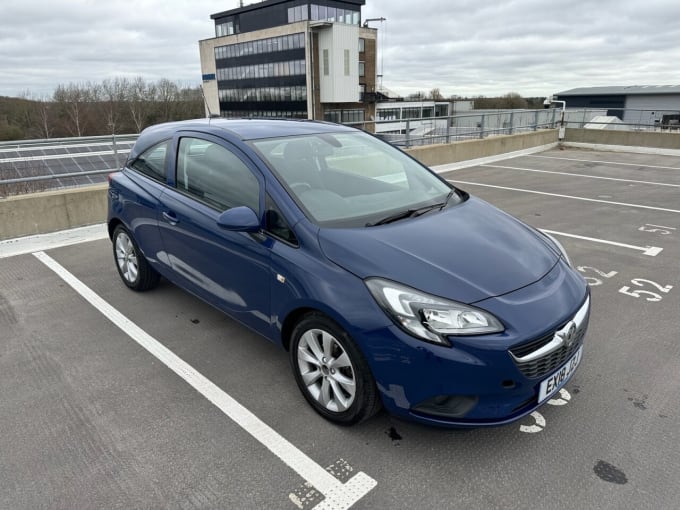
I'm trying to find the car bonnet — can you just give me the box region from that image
[317,196,560,304]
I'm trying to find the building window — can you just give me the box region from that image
[216,21,235,37]
[214,33,305,61]
[344,50,350,76]
[359,38,365,53]
[358,61,365,77]
[288,4,309,23]
[308,5,359,24]
[377,108,401,121]
[324,109,365,124]
[323,49,329,76]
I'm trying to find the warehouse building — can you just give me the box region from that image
[199,0,377,123]
[555,85,680,128]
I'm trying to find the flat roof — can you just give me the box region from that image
[211,0,366,20]
[557,85,680,96]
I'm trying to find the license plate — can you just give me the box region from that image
[538,346,583,403]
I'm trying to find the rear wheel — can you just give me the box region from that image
[290,313,381,425]
[112,225,160,291]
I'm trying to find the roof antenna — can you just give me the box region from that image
[200,85,219,123]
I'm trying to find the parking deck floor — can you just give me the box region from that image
[1,146,679,509]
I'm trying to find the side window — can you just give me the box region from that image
[130,141,169,182]
[176,138,260,212]
[265,194,298,245]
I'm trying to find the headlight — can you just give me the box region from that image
[541,231,572,267]
[365,278,504,346]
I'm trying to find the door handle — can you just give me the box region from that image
[162,211,179,225]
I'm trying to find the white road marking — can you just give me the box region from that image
[529,154,680,170]
[0,223,108,259]
[430,142,558,173]
[482,164,680,188]
[448,179,680,215]
[547,389,571,406]
[519,412,546,433]
[540,229,663,257]
[32,251,377,509]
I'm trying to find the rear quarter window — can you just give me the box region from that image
[130,141,170,182]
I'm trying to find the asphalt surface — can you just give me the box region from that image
[1,146,679,509]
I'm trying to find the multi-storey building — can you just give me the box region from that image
[199,0,377,124]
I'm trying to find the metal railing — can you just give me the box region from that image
[0,133,138,197]
[2,108,678,196]
[352,109,562,148]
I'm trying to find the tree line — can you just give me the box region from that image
[0,77,205,141]
[409,89,545,110]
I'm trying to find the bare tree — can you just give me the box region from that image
[35,97,53,138]
[429,88,444,101]
[155,78,179,122]
[128,77,153,132]
[53,83,90,136]
[102,77,130,134]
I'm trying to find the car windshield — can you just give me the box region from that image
[250,131,460,228]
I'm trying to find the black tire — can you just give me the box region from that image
[112,225,160,291]
[290,312,381,426]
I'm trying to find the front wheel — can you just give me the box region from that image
[112,225,160,291]
[290,313,381,426]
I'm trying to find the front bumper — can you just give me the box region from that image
[359,260,590,427]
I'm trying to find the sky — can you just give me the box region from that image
[2,0,680,99]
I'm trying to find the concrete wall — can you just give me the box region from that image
[406,129,559,167]
[565,128,680,150]
[0,184,108,241]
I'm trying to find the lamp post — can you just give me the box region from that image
[544,96,566,140]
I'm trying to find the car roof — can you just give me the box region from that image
[130,118,355,159]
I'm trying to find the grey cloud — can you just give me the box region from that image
[2,0,680,98]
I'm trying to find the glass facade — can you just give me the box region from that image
[219,86,307,102]
[216,60,306,82]
[295,4,360,24]
[214,33,305,60]
[221,110,307,119]
[216,21,235,37]
[324,109,365,124]
[215,32,307,118]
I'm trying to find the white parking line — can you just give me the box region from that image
[448,180,680,214]
[32,251,377,509]
[482,164,680,188]
[529,154,680,170]
[0,224,108,259]
[541,229,663,257]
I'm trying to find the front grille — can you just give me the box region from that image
[510,328,585,379]
[509,331,555,358]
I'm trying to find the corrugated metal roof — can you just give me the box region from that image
[557,85,680,96]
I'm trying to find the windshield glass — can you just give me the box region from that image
[251,131,460,227]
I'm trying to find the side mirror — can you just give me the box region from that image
[216,206,260,232]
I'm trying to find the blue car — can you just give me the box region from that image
[107,118,590,428]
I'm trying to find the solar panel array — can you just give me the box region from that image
[0,136,138,193]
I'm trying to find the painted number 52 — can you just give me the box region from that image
[619,279,673,302]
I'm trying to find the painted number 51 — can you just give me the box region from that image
[619,279,673,302]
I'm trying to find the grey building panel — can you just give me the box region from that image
[558,85,680,96]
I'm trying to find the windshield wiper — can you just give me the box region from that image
[440,189,456,210]
[366,203,442,227]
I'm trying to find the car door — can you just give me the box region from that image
[118,139,172,270]
[157,132,272,337]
